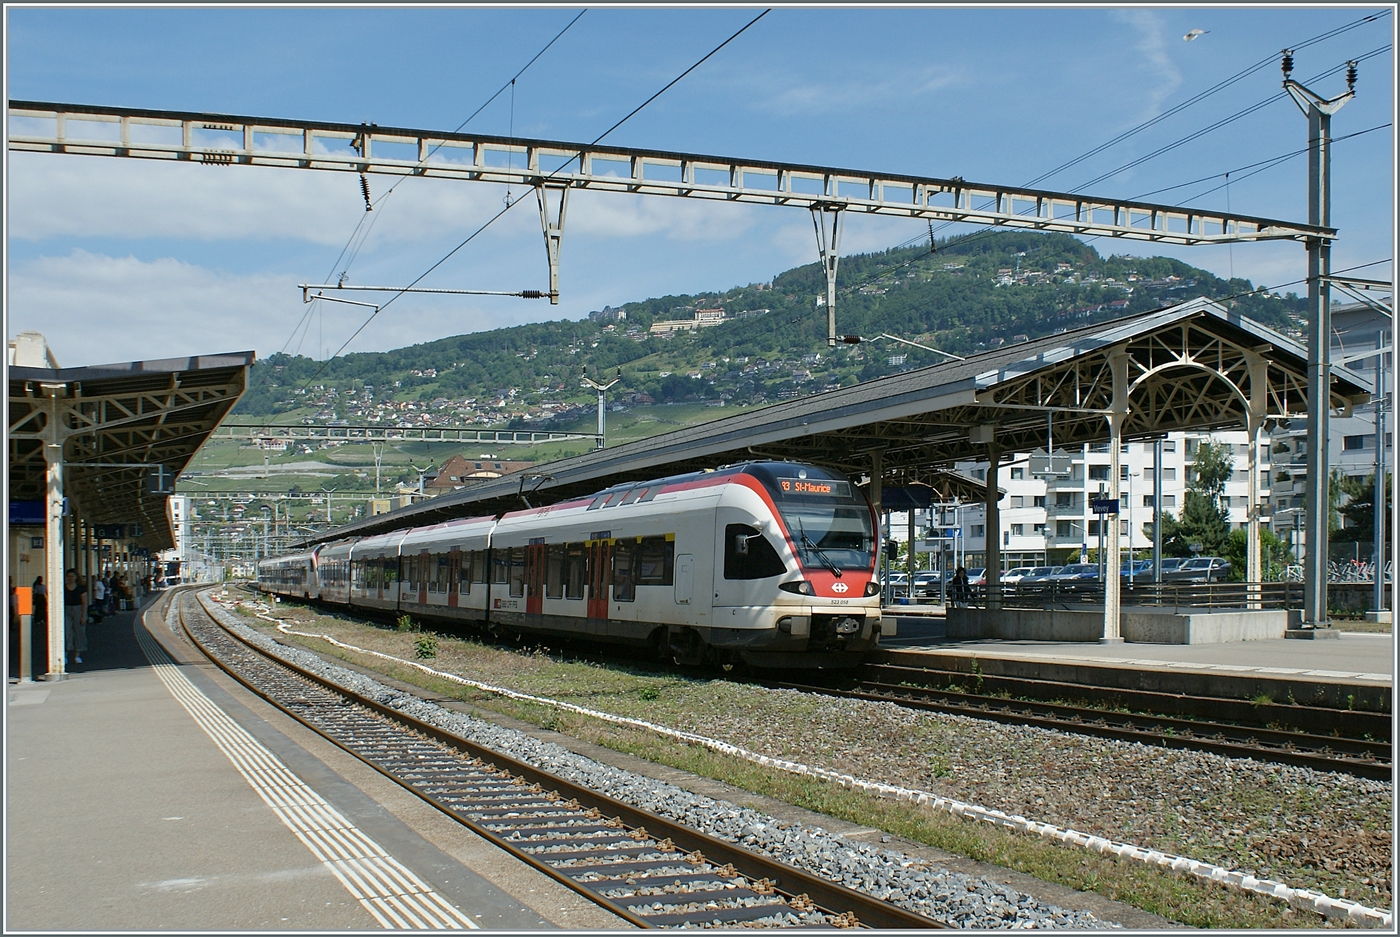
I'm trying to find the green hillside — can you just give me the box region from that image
[233,231,1304,430]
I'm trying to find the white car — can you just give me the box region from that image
[1000,566,1034,585]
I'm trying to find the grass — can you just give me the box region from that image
[243,602,1382,929]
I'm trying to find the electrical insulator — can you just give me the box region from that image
[1281,49,1293,79]
[1346,61,1357,90]
[359,173,373,212]
[841,335,862,344]
[520,290,543,299]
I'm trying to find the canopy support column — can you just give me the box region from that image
[42,386,67,679]
[1102,351,1129,643]
[984,444,1001,610]
[1246,353,1269,606]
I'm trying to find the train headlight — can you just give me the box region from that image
[833,616,862,635]
[778,579,814,596]
[864,581,881,596]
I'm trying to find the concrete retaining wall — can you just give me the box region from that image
[947,606,1290,644]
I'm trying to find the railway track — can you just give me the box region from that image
[175,592,942,930]
[767,673,1391,781]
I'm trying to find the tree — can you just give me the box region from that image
[1333,472,1393,544]
[1224,527,1294,581]
[1147,492,1231,559]
[1188,438,1233,509]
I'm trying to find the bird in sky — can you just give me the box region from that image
[1183,28,1209,41]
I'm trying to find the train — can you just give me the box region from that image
[257,461,890,668]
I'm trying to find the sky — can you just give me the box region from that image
[4,5,1395,367]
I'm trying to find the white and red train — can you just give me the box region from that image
[257,461,889,668]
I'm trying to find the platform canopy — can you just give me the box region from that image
[308,298,1371,543]
[8,350,255,550]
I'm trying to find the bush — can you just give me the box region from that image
[414,633,438,659]
[396,614,418,633]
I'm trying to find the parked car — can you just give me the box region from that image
[1153,558,1187,578]
[1001,566,1035,585]
[1120,559,1153,582]
[966,567,986,586]
[1049,563,1100,591]
[1017,566,1061,590]
[884,572,909,596]
[912,571,944,596]
[1165,556,1232,583]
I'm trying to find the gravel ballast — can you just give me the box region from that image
[198,597,1115,929]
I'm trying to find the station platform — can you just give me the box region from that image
[876,612,1392,709]
[5,590,624,932]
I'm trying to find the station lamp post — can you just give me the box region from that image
[582,366,621,450]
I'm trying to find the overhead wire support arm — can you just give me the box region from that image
[6,100,1331,246]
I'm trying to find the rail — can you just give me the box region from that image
[177,590,942,930]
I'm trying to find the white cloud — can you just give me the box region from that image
[4,248,657,366]
[1111,10,1185,123]
[6,250,299,364]
[6,151,539,247]
[739,63,966,117]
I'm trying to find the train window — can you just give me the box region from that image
[404,555,417,590]
[384,557,398,585]
[620,488,643,506]
[724,524,787,580]
[492,551,509,585]
[638,487,660,502]
[509,546,526,598]
[545,544,565,599]
[470,550,487,584]
[612,541,637,602]
[587,494,609,511]
[564,544,586,599]
[434,554,451,594]
[458,553,472,594]
[603,490,627,508]
[637,536,674,585]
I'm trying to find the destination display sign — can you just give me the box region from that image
[1090,498,1120,515]
[777,478,851,498]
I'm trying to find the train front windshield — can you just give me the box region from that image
[749,466,875,572]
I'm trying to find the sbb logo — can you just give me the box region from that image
[831,582,849,593]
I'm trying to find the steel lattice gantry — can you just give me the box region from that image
[8,350,253,677]
[8,100,1334,344]
[6,101,1328,246]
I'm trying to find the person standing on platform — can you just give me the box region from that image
[31,576,48,673]
[90,575,105,624]
[63,570,88,666]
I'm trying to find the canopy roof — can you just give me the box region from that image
[9,351,254,550]
[305,298,1370,544]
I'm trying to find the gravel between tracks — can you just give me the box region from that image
[198,598,1113,929]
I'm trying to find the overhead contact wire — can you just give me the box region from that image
[299,8,772,392]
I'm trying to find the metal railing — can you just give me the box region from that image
[940,580,1307,611]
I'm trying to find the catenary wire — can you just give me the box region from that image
[925,42,1390,252]
[297,8,772,392]
[1024,9,1391,188]
[277,9,589,360]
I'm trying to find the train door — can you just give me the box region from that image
[375,553,385,603]
[448,548,460,608]
[525,541,545,615]
[418,549,429,605]
[674,554,694,605]
[587,539,612,620]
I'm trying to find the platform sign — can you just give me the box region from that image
[1090,498,1120,515]
[1028,448,1073,478]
